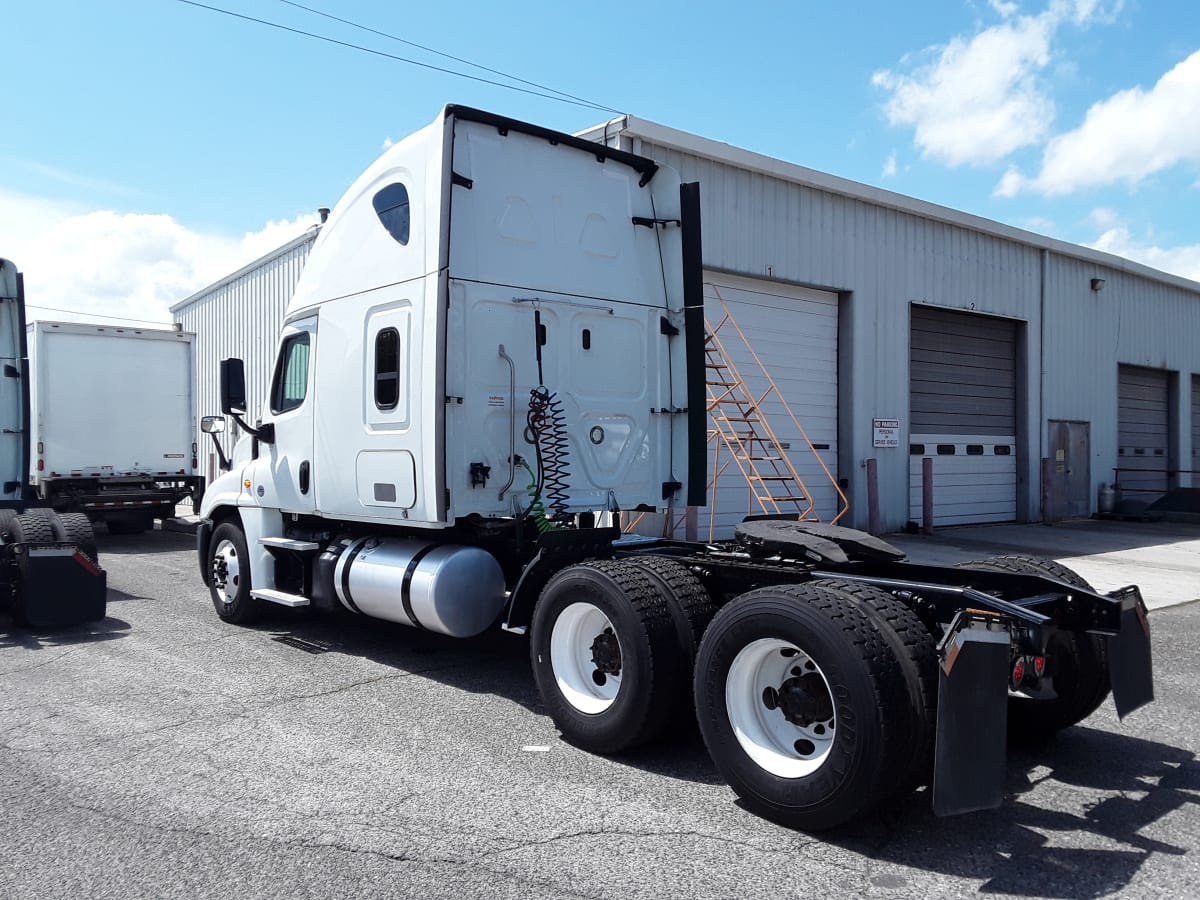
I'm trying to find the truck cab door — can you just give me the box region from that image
[260,316,317,515]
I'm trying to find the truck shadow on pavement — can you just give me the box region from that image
[95,528,197,557]
[0,615,131,651]
[827,726,1198,899]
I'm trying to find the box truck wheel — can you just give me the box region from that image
[693,583,909,831]
[208,520,263,625]
[956,555,1110,740]
[530,560,686,754]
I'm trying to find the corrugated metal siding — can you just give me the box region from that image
[636,138,1043,529]
[1117,365,1170,498]
[172,233,315,475]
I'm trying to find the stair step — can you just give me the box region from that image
[251,588,311,608]
[734,455,783,461]
[748,474,793,481]
[259,537,321,552]
[707,380,739,387]
[764,495,808,502]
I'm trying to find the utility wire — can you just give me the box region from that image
[171,0,623,114]
[26,304,175,327]
[274,0,618,113]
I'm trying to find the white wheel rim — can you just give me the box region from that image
[212,538,241,604]
[550,601,622,714]
[726,638,836,778]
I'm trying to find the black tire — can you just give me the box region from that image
[622,556,718,665]
[10,510,56,543]
[956,555,1110,739]
[208,520,263,625]
[0,509,19,541]
[694,583,909,831]
[530,559,686,754]
[56,512,99,562]
[812,578,938,797]
[623,555,719,734]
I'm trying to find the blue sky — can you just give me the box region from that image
[3,0,1198,323]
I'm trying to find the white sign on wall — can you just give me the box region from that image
[873,418,900,448]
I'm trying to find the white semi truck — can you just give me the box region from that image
[197,106,1154,829]
[28,321,203,534]
[0,259,107,627]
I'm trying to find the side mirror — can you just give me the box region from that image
[220,358,247,415]
[201,416,226,434]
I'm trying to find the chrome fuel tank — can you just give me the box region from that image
[332,537,506,638]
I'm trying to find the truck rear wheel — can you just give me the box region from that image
[208,520,263,625]
[694,583,909,831]
[811,578,938,797]
[956,555,1111,740]
[10,510,56,543]
[530,560,685,754]
[54,512,98,562]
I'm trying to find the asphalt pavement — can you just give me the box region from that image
[2,523,1199,899]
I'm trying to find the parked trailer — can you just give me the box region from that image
[195,106,1153,829]
[28,321,203,534]
[0,260,107,627]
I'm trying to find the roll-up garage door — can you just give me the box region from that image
[1193,375,1200,477]
[1118,365,1170,498]
[703,273,839,538]
[909,306,1018,526]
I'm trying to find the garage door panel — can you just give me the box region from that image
[702,274,839,538]
[1118,365,1170,498]
[910,303,1019,526]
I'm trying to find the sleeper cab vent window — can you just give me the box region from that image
[375,327,401,410]
[271,332,311,414]
[373,183,410,245]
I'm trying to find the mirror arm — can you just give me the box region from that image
[230,412,274,444]
[208,431,231,472]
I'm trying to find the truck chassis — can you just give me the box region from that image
[197,512,1153,830]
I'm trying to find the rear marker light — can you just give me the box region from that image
[1010,658,1027,690]
[1033,655,1046,677]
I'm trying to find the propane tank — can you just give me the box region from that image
[332,537,506,637]
[1098,482,1117,515]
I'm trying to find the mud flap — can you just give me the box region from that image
[1106,587,1154,719]
[12,545,108,627]
[932,611,1011,817]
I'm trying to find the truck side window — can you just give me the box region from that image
[270,332,311,414]
[373,183,410,245]
[375,327,401,410]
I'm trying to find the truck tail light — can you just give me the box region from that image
[37,459,44,471]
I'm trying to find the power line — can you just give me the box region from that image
[26,304,175,327]
[171,0,623,115]
[275,0,616,113]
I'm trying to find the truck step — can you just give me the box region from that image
[258,537,322,552]
[250,588,311,608]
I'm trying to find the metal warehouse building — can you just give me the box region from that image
[173,113,1200,535]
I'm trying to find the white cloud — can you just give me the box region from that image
[0,188,317,326]
[1000,49,1200,196]
[882,151,898,178]
[1088,224,1200,283]
[382,137,396,150]
[988,0,1020,17]
[873,0,1119,167]
[1089,207,1120,228]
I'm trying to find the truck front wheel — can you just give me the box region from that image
[694,584,909,831]
[208,521,263,625]
[530,560,685,754]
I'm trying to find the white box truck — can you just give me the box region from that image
[195,106,1153,829]
[28,321,203,534]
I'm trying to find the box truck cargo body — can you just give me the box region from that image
[28,321,202,533]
